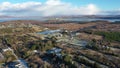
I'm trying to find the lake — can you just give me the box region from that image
[62,18,120,22]
[37,29,61,35]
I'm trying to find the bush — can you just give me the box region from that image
[63,55,77,68]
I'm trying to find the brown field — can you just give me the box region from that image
[42,23,97,30]
[91,23,120,32]
[78,33,103,40]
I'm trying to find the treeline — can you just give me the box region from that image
[94,31,120,42]
[45,21,89,24]
[112,21,120,24]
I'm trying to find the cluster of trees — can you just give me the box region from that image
[112,21,120,24]
[86,43,99,50]
[86,39,109,50]
[94,31,120,42]
[63,54,77,68]
[83,30,120,42]
[0,27,36,34]
[0,28,13,34]
[29,37,57,51]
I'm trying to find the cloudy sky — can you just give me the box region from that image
[0,0,120,16]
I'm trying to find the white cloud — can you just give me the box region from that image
[0,0,100,16]
[45,0,63,5]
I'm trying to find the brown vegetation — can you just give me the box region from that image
[42,23,97,30]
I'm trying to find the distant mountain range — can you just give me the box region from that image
[0,16,14,18]
[44,15,120,19]
[0,15,120,22]
[0,15,120,18]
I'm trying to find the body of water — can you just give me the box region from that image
[37,29,61,35]
[0,17,44,22]
[0,17,120,23]
[62,18,120,22]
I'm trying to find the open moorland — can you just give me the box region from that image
[0,20,120,68]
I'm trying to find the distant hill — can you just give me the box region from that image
[45,15,120,19]
[0,20,45,25]
[0,15,15,18]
